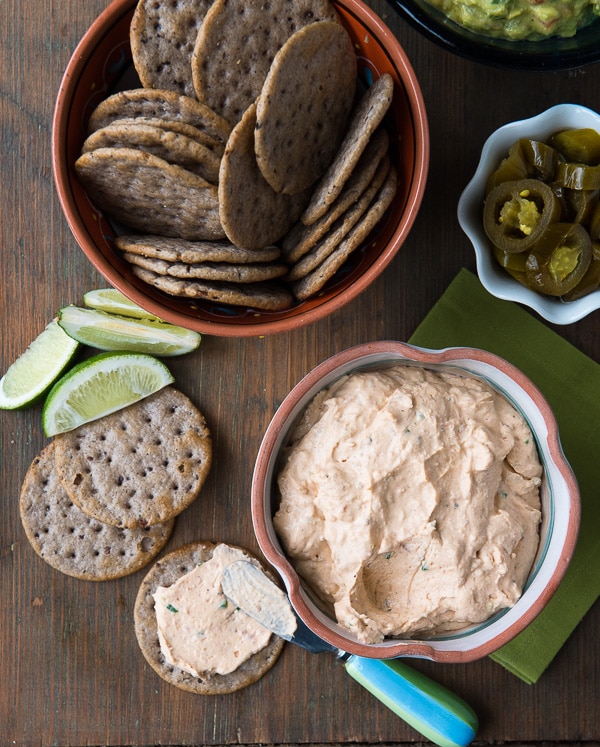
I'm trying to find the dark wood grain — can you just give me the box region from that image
[1,1,598,745]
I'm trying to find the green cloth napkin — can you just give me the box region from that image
[408,268,600,685]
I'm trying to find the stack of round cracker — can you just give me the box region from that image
[19,441,175,581]
[19,387,212,580]
[74,0,397,311]
[117,234,295,311]
[281,74,398,300]
[76,89,231,242]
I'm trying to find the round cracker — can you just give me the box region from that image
[218,102,309,250]
[115,235,281,264]
[190,0,340,125]
[300,73,395,225]
[82,122,221,184]
[74,147,225,241]
[132,265,294,311]
[54,388,212,529]
[87,88,231,144]
[19,442,175,580]
[255,20,356,195]
[130,0,215,98]
[134,541,286,694]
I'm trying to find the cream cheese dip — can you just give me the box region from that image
[153,544,273,676]
[273,364,543,643]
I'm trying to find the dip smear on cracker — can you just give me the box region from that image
[134,541,285,693]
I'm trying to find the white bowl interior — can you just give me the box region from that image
[253,342,578,659]
[458,103,600,325]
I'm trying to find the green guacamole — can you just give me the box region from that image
[427,0,600,40]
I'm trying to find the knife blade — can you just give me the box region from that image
[221,559,336,653]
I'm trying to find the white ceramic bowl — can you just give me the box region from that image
[458,103,600,325]
[251,341,580,663]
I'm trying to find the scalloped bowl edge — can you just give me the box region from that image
[458,103,600,325]
[251,340,580,662]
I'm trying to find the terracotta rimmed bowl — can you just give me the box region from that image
[52,0,429,337]
[251,340,580,662]
[458,104,600,325]
[384,0,600,71]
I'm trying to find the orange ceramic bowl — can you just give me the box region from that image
[52,0,429,337]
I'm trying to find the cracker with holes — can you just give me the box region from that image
[130,0,215,98]
[53,387,212,529]
[19,442,175,580]
[301,73,395,226]
[82,121,222,184]
[254,20,356,195]
[134,541,285,694]
[87,88,231,144]
[74,147,225,240]
[190,0,340,126]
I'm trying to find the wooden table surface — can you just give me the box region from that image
[1,1,598,745]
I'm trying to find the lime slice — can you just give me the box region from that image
[42,351,175,436]
[0,319,80,410]
[58,305,201,356]
[83,288,161,320]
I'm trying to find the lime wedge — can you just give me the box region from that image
[83,288,161,320]
[58,305,201,356]
[0,320,80,410]
[42,351,175,436]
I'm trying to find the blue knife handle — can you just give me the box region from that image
[344,655,478,747]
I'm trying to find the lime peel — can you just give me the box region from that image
[58,305,201,356]
[42,351,175,436]
[0,320,80,410]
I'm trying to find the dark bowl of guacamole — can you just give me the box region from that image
[385,0,600,70]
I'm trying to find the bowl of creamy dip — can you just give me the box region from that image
[384,0,600,70]
[251,341,579,662]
